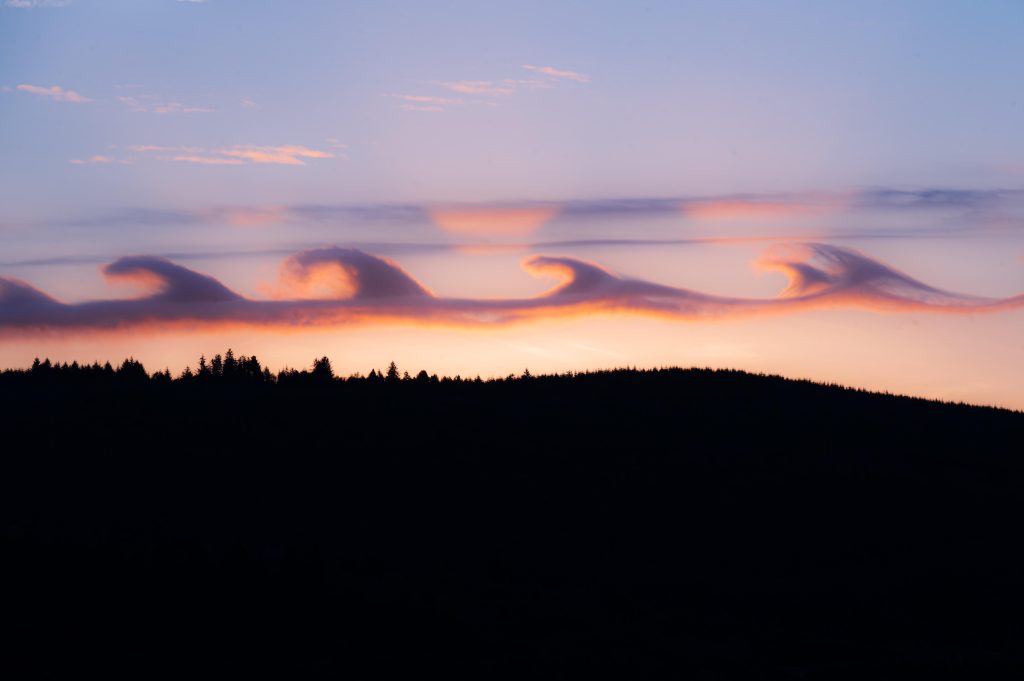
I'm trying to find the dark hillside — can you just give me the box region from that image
[1,361,1022,677]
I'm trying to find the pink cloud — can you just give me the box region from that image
[16,84,90,103]
[69,155,110,165]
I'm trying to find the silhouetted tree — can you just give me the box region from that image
[386,361,400,383]
[118,358,148,383]
[312,356,335,381]
[223,349,237,379]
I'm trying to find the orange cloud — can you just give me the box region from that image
[3,244,1022,336]
[16,84,90,103]
[220,145,335,165]
[429,205,561,237]
[126,144,336,166]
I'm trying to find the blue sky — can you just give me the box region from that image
[3,0,1022,221]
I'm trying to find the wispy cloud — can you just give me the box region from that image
[172,155,244,166]
[126,145,204,154]
[3,244,1022,335]
[118,95,213,114]
[220,145,335,165]
[435,81,515,96]
[240,97,257,108]
[68,155,131,166]
[389,63,590,112]
[385,93,461,112]
[4,0,71,7]
[522,64,591,83]
[428,205,561,236]
[126,144,337,166]
[16,84,90,103]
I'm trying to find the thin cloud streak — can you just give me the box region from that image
[122,144,337,166]
[16,84,90,102]
[118,95,213,114]
[2,244,1022,335]
[22,187,1023,234]
[4,1,70,7]
[522,64,591,83]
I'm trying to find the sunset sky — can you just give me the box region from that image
[2,0,1024,407]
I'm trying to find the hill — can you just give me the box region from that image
[1,358,1023,677]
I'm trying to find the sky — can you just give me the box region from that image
[2,0,1024,407]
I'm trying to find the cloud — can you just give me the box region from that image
[16,84,90,103]
[387,65,588,113]
[522,64,591,83]
[4,0,70,7]
[220,145,335,165]
[172,155,244,166]
[68,155,131,166]
[386,93,462,112]
[118,95,213,114]
[2,244,1022,335]
[388,94,460,105]
[682,196,839,222]
[125,144,336,166]
[435,81,515,96]
[428,205,561,236]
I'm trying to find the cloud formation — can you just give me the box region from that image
[69,155,132,166]
[16,84,90,102]
[428,205,561,236]
[123,144,337,166]
[522,64,591,83]
[2,244,1021,335]
[436,81,515,96]
[4,0,70,7]
[118,95,213,114]
[391,62,590,112]
[16,188,1024,240]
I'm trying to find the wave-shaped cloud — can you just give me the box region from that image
[1,244,1021,334]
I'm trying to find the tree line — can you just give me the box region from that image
[0,348,543,390]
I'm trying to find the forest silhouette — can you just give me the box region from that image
[2,350,1024,676]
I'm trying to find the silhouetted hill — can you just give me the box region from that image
[1,356,1022,677]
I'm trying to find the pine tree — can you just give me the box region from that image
[312,356,335,381]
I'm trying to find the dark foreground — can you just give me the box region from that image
[2,365,1023,677]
